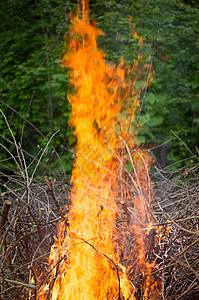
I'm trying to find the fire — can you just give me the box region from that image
[39,1,160,299]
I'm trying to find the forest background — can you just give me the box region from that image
[0,0,199,179]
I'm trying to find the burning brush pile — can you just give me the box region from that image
[0,1,199,299]
[1,141,199,300]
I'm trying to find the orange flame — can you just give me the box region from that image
[39,1,160,299]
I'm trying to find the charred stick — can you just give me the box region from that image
[0,200,11,252]
[44,176,65,222]
[77,237,121,300]
[0,200,11,235]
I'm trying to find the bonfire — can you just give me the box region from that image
[0,1,198,300]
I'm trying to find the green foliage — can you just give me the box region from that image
[0,0,75,176]
[91,0,199,167]
[0,0,198,178]
[149,0,199,165]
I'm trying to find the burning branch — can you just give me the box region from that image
[77,237,121,300]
